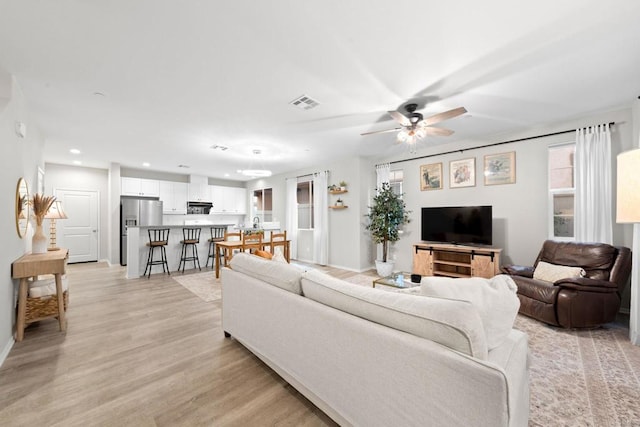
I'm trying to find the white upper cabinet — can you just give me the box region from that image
[159,181,188,214]
[122,177,160,197]
[188,183,211,202]
[210,186,247,214]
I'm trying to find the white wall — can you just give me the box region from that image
[246,157,371,271]
[373,108,634,276]
[0,73,45,363]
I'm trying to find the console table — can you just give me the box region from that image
[413,243,501,279]
[11,249,69,341]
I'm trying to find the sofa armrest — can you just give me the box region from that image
[554,277,618,293]
[501,265,534,278]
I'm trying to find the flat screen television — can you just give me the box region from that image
[421,206,492,245]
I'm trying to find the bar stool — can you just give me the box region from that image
[205,226,227,268]
[178,227,202,273]
[144,228,170,278]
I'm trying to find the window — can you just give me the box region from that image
[549,143,575,240]
[389,170,404,196]
[297,179,314,229]
[252,188,272,224]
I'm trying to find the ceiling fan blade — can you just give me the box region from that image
[423,107,467,126]
[360,127,401,136]
[426,126,454,136]
[388,111,411,127]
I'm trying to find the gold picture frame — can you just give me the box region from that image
[420,163,443,191]
[449,158,475,188]
[484,151,516,185]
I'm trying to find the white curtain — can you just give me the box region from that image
[285,178,298,260]
[575,124,612,243]
[376,163,390,192]
[313,171,329,265]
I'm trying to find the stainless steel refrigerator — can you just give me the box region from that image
[120,197,163,265]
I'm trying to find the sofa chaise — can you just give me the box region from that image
[221,253,529,426]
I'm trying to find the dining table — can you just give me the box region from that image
[214,239,291,278]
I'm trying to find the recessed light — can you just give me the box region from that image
[73,160,82,165]
[70,148,81,154]
[142,162,150,167]
[224,173,230,177]
[211,144,229,151]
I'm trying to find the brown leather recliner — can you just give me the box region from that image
[502,240,631,328]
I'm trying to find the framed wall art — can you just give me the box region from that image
[449,158,475,188]
[420,162,443,191]
[484,151,516,185]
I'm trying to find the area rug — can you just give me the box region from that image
[514,315,640,427]
[171,272,221,302]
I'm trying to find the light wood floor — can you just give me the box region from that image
[0,261,375,426]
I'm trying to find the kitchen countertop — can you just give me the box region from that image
[132,223,234,229]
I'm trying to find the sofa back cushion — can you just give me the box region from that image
[536,240,616,281]
[229,252,303,294]
[301,270,488,359]
[420,275,520,350]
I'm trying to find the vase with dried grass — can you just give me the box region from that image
[30,193,55,254]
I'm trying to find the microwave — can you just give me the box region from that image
[187,201,213,214]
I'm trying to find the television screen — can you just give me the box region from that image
[421,206,492,245]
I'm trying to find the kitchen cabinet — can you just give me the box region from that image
[210,186,247,214]
[159,181,188,214]
[188,183,211,202]
[122,177,160,197]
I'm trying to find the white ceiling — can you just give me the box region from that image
[1,1,639,180]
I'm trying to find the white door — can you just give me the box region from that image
[54,189,99,263]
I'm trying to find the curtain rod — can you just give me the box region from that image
[380,121,616,166]
[286,170,330,180]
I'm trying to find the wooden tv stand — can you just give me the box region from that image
[413,242,502,279]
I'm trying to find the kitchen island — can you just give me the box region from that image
[126,224,233,278]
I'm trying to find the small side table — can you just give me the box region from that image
[11,249,69,341]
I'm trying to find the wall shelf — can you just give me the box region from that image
[329,190,348,194]
[329,205,348,209]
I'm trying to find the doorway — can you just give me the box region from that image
[54,189,99,263]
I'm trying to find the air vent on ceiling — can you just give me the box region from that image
[177,164,190,168]
[290,94,320,110]
[210,144,229,151]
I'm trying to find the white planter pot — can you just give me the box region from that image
[375,260,394,277]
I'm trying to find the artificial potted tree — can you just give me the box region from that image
[365,182,411,277]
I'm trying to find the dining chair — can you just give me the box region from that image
[269,230,289,262]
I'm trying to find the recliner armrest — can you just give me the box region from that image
[501,265,534,278]
[554,277,618,293]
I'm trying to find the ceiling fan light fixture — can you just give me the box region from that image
[397,130,408,142]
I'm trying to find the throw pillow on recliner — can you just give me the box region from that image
[532,261,585,283]
[420,275,520,350]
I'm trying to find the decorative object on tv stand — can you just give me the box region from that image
[45,200,68,251]
[366,182,411,277]
[30,193,56,254]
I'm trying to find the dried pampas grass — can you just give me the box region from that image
[30,193,56,225]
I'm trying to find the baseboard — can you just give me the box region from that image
[0,337,15,368]
[327,263,374,273]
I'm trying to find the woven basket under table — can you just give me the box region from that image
[24,291,69,324]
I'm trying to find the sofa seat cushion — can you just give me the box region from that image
[419,275,520,350]
[512,276,560,304]
[229,252,303,294]
[301,270,488,359]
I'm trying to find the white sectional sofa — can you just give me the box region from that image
[221,253,529,427]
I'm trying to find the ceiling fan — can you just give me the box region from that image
[361,103,467,151]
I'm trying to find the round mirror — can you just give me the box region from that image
[16,178,30,238]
